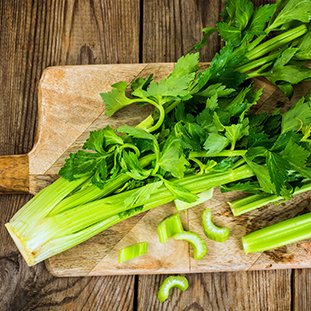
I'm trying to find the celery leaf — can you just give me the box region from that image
[100,81,134,117]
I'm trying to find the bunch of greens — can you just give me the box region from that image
[5,0,311,266]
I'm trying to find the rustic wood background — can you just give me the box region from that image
[0,0,309,310]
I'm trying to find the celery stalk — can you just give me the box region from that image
[242,212,311,254]
[48,153,156,216]
[157,276,189,303]
[245,25,308,61]
[230,183,311,216]
[5,164,254,266]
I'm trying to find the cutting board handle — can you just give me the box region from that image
[0,154,29,193]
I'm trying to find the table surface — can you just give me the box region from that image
[1,1,310,310]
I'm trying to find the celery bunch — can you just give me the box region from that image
[5,0,311,265]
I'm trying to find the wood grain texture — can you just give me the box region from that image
[0,155,29,193]
[0,0,140,310]
[294,269,311,311]
[1,0,309,310]
[142,0,222,62]
[36,64,309,277]
[137,270,292,310]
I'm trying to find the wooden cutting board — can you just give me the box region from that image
[2,63,311,277]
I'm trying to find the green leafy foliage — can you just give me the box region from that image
[262,49,311,99]
[158,135,189,178]
[281,97,311,134]
[269,0,311,30]
[206,43,248,89]
[203,133,230,155]
[246,4,276,36]
[266,151,291,195]
[123,181,163,209]
[164,179,199,203]
[100,81,134,117]
[187,27,217,53]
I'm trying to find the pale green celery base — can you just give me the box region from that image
[11,177,88,232]
[6,215,120,266]
[5,223,36,266]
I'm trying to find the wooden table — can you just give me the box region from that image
[0,1,310,310]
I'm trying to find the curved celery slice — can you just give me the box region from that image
[118,241,148,263]
[157,213,184,243]
[174,188,214,211]
[157,275,189,303]
[172,231,207,260]
[202,208,230,242]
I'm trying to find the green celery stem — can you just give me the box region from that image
[28,164,254,247]
[14,164,254,261]
[157,213,184,243]
[9,176,89,232]
[235,51,280,73]
[242,212,311,254]
[48,153,156,216]
[190,150,247,158]
[230,183,311,216]
[245,25,307,61]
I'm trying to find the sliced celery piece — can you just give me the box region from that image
[157,213,184,243]
[174,188,213,211]
[172,231,207,260]
[118,241,148,263]
[157,275,189,303]
[202,208,230,242]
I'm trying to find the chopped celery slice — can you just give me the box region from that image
[202,208,230,242]
[174,188,214,211]
[242,212,311,254]
[118,241,148,263]
[157,213,184,243]
[157,275,189,302]
[172,231,207,260]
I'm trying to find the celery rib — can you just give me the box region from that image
[242,212,311,254]
[6,164,254,265]
[230,183,311,216]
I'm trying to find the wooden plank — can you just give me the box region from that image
[0,0,139,309]
[295,269,311,310]
[24,64,308,276]
[142,0,222,62]
[137,270,292,310]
